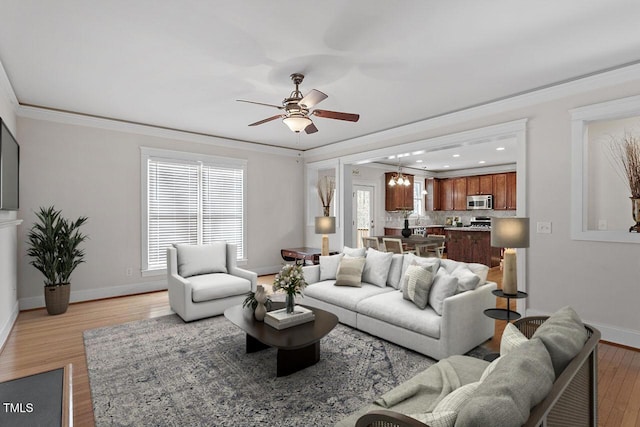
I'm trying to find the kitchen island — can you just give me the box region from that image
[445,227,501,267]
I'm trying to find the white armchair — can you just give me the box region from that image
[167,242,257,322]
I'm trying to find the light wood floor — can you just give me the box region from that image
[0,271,638,426]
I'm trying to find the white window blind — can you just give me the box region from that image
[142,148,246,272]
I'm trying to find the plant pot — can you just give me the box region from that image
[44,283,70,315]
[630,197,640,233]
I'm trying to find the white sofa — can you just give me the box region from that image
[167,242,257,322]
[300,248,497,360]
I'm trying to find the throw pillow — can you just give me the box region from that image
[500,322,529,356]
[401,253,440,288]
[362,248,394,287]
[319,253,344,281]
[408,411,457,427]
[401,264,434,309]
[335,256,366,287]
[450,264,481,292]
[175,242,227,277]
[531,306,588,377]
[479,356,502,382]
[386,253,404,289]
[456,338,555,427]
[467,262,490,284]
[343,246,366,257]
[428,269,458,315]
[434,380,481,414]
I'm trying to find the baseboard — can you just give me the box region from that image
[18,280,168,311]
[0,300,19,351]
[525,308,640,350]
[252,265,283,276]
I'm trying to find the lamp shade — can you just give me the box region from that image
[491,217,530,248]
[283,116,312,132]
[315,216,336,234]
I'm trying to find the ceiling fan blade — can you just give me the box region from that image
[313,109,360,122]
[305,122,319,134]
[299,89,328,108]
[248,114,284,126]
[237,99,284,109]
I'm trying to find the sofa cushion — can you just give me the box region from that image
[410,381,482,426]
[500,322,529,356]
[428,269,458,315]
[356,291,442,338]
[450,265,481,292]
[304,280,394,311]
[343,246,366,257]
[467,263,489,284]
[456,338,555,427]
[401,254,440,284]
[319,253,344,281]
[175,242,227,277]
[335,256,366,287]
[363,248,394,288]
[401,264,435,309]
[531,306,588,377]
[189,273,251,302]
[386,254,404,289]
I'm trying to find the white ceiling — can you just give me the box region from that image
[1,0,640,166]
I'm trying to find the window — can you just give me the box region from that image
[413,180,423,216]
[141,147,247,273]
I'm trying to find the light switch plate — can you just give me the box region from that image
[536,221,552,234]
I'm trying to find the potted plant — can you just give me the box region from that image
[26,206,88,315]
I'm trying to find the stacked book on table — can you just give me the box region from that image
[265,305,315,330]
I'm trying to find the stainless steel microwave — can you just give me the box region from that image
[467,195,493,210]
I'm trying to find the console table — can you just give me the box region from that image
[280,247,337,265]
[484,289,528,321]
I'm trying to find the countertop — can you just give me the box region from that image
[384,224,446,229]
[444,227,491,232]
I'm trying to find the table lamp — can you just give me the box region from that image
[315,216,336,256]
[491,217,530,295]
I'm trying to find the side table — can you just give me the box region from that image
[484,289,528,321]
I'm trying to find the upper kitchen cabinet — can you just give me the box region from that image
[439,177,466,211]
[467,175,493,195]
[493,172,517,210]
[385,172,414,211]
[440,178,454,211]
[425,178,441,211]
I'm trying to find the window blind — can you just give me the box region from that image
[143,149,246,272]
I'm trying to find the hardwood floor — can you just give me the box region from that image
[0,271,638,426]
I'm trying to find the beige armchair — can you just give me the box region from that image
[167,242,257,322]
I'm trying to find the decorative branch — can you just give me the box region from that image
[609,133,640,198]
[317,176,335,214]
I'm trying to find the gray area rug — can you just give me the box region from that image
[84,314,484,426]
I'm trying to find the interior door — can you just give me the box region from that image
[353,185,375,248]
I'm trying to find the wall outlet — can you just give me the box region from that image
[126,267,133,276]
[536,221,552,234]
[598,219,608,230]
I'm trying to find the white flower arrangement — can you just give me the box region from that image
[272,264,307,297]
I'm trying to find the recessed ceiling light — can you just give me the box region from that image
[443,165,450,168]
[416,160,423,163]
[496,147,505,151]
[478,160,486,164]
[388,155,396,159]
[411,150,425,155]
[452,154,460,158]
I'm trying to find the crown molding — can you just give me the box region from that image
[16,105,303,158]
[304,62,640,160]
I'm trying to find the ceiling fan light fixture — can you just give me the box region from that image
[283,116,312,133]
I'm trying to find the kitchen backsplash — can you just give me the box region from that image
[384,209,516,228]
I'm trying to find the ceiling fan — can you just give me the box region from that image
[237,73,360,134]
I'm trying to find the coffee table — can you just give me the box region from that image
[224,302,339,377]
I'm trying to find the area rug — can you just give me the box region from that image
[84,314,475,426]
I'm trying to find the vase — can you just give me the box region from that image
[630,197,640,233]
[254,285,267,321]
[323,205,330,216]
[401,219,412,237]
[286,293,295,314]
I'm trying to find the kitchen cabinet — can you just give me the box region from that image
[453,177,467,210]
[467,175,493,195]
[440,179,454,211]
[493,172,517,210]
[385,173,414,211]
[445,229,501,267]
[384,228,403,236]
[425,226,445,236]
[425,178,441,211]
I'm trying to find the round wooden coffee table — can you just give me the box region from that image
[224,302,338,377]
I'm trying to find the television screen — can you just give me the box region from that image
[0,118,19,210]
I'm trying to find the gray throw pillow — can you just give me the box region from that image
[335,256,365,287]
[531,306,588,377]
[343,246,366,257]
[451,264,481,292]
[428,269,458,315]
[456,338,555,427]
[362,248,394,287]
[175,242,227,277]
[401,254,440,287]
[319,253,344,281]
[386,254,404,289]
[401,264,434,309]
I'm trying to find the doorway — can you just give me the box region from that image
[353,185,375,248]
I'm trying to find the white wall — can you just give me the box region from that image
[16,116,304,308]
[0,60,19,349]
[304,74,640,347]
